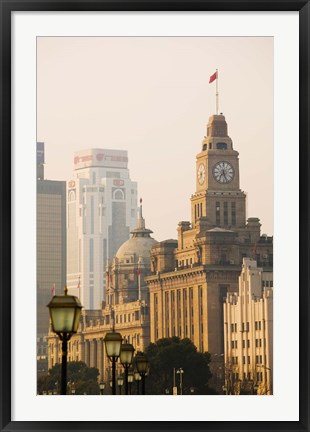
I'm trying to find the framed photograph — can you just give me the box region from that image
[1,1,308,431]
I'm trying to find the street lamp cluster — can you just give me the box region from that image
[47,288,149,395]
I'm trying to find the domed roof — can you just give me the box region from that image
[115,199,157,264]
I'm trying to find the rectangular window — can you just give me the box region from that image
[231,202,236,225]
[242,340,245,348]
[247,339,250,348]
[243,356,245,364]
[90,196,94,234]
[89,238,94,272]
[216,201,220,226]
[224,202,228,225]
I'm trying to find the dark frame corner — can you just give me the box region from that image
[1,1,309,431]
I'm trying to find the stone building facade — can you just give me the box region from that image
[145,113,273,360]
[223,258,273,395]
[66,148,138,310]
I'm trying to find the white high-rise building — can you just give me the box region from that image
[67,148,138,310]
[223,258,273,395]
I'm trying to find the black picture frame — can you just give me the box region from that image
[1,1,308,431]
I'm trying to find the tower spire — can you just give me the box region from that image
[131,198,153,237]
[137,198,145,230]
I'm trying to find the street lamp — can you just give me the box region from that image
[104,331,123,395]
[47,286,82,395]
[176,368,184,395]
[134,370,142,395]
[99,381,105,395]
[117,375,124,395]
[120,343,135,395]
[257,364,273,394]
[135,352,149,395]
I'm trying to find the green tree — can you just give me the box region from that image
[144,337,215,395]
[37,361,100,395]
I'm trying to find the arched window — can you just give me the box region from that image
[68,190,76,202]
[113,189,124,200]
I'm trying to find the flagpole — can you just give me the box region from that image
[216,69,219,115]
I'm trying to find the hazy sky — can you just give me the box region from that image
[37,36,273,241]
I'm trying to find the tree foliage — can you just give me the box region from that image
[144,337,215,395]
[37,361,100,395]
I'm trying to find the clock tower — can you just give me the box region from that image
[191,114,246,229]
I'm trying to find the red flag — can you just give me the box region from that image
[209,71,217,83]
[137,268,141,276]
[51,283,56,296]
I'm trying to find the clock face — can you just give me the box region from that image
[197,163,206,185]
[213,161,234,184]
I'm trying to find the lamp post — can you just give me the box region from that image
[47,287,82,395]
[134,370,141,395]
[176,368,184,395]
[117,375,124,395]
[257,364,273,395]
[120,343,135,395]
[99,381,105,395]
[135,353,149,395]
[128,368,134,395]
[104,331,123,395]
